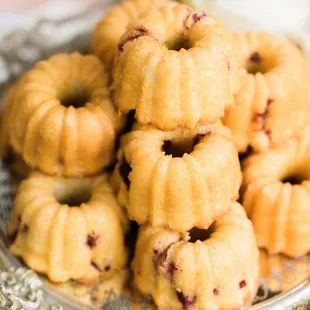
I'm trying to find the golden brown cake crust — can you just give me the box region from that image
[113,4,239,130]
[3,53,124,177]
[223,32,310,152]
[91,0,174,67]
[242,130,310,257]
[132,202,259,310]
[111,123,242,232]
[8,172,128,283]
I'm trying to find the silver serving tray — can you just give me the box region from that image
[0,1,309,309]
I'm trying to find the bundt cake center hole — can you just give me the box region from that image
[282,174,305,185]
[167,36,191,51]
[245,51,279,75]
[56,190,92,207]
[246,52,273,75]
[162,139,194,158]
[188,225,215,243]
[54,181,92,207]
[247,64,268,75]
[59,87,90,108]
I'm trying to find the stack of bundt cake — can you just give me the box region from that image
[106,3,260,308]
[0,52,130,300]
[223,28,310,261]
[1,0,309,308]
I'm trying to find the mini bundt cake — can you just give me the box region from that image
[8,172,128,283]
[113,4,239,130]
[111,123,242,232]
[53,269,129,307]
[223,32,310,152]
[242,132,310,257]
[259,250,310,295]
[132,202,259,310]
[92,0,175,67]
[4,53,124,177]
